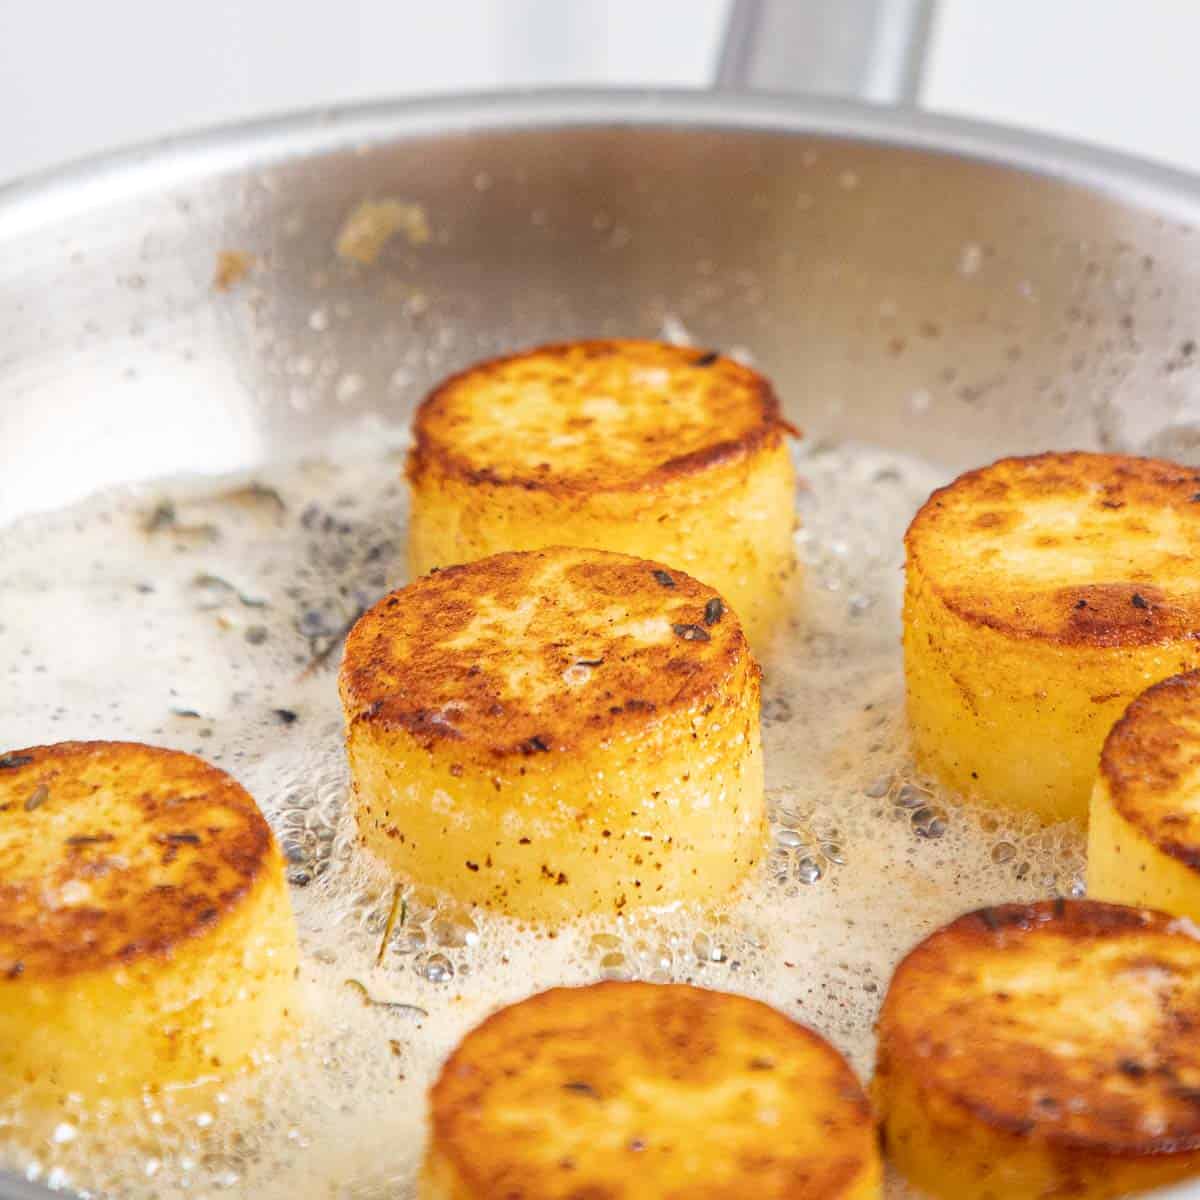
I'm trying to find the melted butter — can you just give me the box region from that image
[0,440,1084,1199]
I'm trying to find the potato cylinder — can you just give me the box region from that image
[904,451,1200,822]
[0,741,298,1106]
[406,339,798,649]
[876,900,1200,1199]
[339,546,764,922]
[1089,669,1200,918]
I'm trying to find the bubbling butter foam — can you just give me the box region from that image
[0,441,1083,1199]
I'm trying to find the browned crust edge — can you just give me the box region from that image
[879,899,1200,1156]
[407,339,799,497]
[904,451,1200,649]
[338,550,757,757]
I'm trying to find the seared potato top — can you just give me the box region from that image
[429,981,875,1198]
[340,546,750,756]
[881,900,1200,1154]
[1101,670,1200,870]
[906,451,1200,646]
[0,740,275,978]
[409,339,791,493]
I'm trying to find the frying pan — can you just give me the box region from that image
[3,2,1200,1196]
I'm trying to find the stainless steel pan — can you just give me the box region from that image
[4,8,1200,1198]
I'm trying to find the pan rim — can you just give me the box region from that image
[1,86,1199,241]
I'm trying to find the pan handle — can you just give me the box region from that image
[714,0,936,106]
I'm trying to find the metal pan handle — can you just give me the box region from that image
[715,0,936,105]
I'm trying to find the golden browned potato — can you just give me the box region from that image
[1090,669,1200,918]
[406,340,798,650]
[421,981,881,1199]
[876,899,1200,1199]
[904,451,1200,822]
[339,546,764,922]
[0,741,298,1106]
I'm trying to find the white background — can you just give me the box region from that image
[0,0,1197,184]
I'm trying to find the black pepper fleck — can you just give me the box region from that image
[1132,593,1149,609]
[652,569,676,589]
[693,350,719,367]
[672,623,710,642]
[563,1080,599,1097]
[274,708,299,725]
[0,754,32,770]
[703,597,724,626]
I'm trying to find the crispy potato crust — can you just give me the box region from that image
[423,982,880,1199]
[0,740,273,978]
[905,451,1200,647]
[876,899,1200,1198]
[341,546,748,757]
[409,339,792,495]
